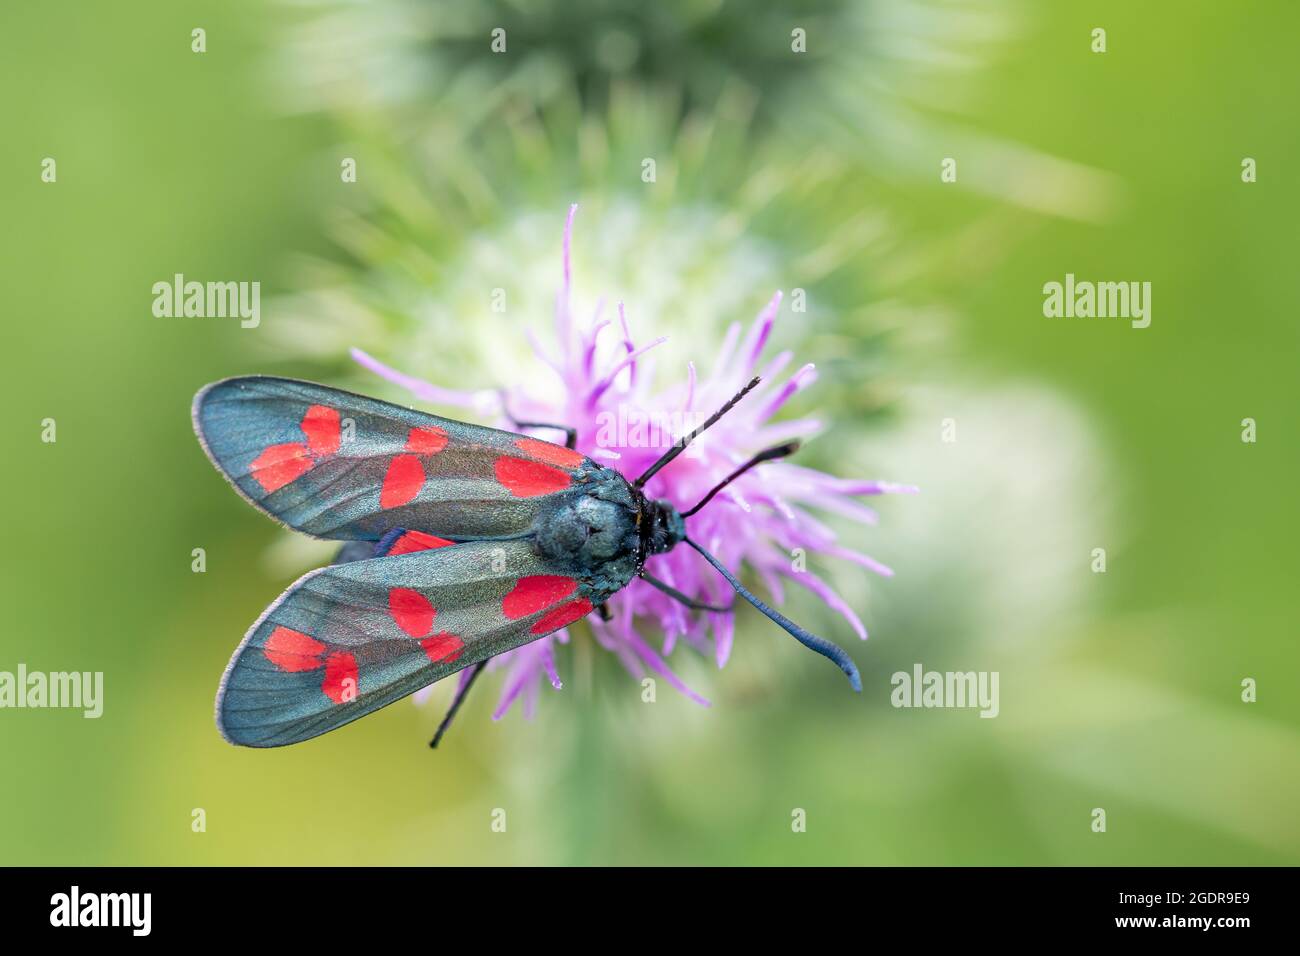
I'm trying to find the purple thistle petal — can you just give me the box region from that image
[641,566,689,648]
[757,564,787,605]
[617,302,638,389]
[757,363,817,421]
[723,487,754,513]
[779,565,869,641]
[779,505,840,547]
[582,309,610,377]
[492,675,530,721]
[711,321,741,376]
[588,601,650,677]
[456,665,478,693]
[823,544,895,578]
[563,203,577,298]
[752,418,824,445]
[748,489,797,521]
[756,348,794,385]
[780,463,921,498]
[586,336,668,407]
[541,640,564,690]
[712,608,735,668]
[555,205,578,347]
[491,672,529,720]
[784,486,880,525]
[521,679,541,720]
[739,291,782,377]
[524,327,566,378]
[492,642,553,720]
[822,477,921,496]
[350,348,493,411]
[620,626,712,707]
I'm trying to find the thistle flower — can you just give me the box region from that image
[354,207,914,720]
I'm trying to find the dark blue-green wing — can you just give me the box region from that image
[216,537,607,747]
[192,376,595,541]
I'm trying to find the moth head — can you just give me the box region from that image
[643,499,686,556]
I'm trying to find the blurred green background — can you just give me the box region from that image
[2,0,1297,865]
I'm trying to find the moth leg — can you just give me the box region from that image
[499,389,577,448]
[596,602,613,622]
[641,572,734,613]
[430,662,487,749]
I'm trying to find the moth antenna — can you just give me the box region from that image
[633,377,761,488]
[682,441,801,518]
[684,537,862,692]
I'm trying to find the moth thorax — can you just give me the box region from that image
[534,493,637,569]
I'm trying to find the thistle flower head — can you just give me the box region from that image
[355,207,914,718]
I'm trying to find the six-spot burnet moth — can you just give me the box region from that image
[193,375,863,747]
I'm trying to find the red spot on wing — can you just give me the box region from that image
[515,437,583,469]
[531,598,594,635]
[321,652,359,704]
[502,576,579,620]
[406,426,448,455]
[495,456,572,498]
[389,587,435,638]
[388,530,456,556]
[263,626,327,672]
[380,455,425,509]
[420,633,465,664]
[250,443,313,493]
[301,404,341,456]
